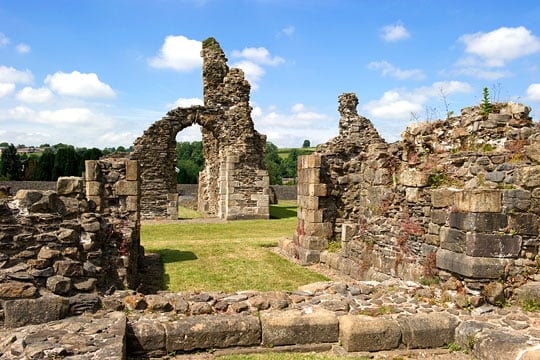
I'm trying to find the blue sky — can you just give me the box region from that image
[1,0,540,149]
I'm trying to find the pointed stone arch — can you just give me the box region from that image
[132,38,270,220]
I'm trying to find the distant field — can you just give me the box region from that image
[277,147,316,159]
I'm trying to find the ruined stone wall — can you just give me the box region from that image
[133,38,269,220]
[0,159,143,305]
[285,93,539,294]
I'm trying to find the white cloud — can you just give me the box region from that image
[16,43,31,54]
[277,25,295,38]
[367,60,425,80]
[231,46,284,91]
[380,23,410,42]
[448,67,512,80]
[0,83,15,98]
[0,66,33,83]
[232,47,285,66]
[167,97,203,108]
[44,71,116,98]
[16,86,54,103]
[291,103,305,113]
[362,81,473,120]
[526,83,540,102]
[459,26,540,67]
[148,35,202,71]
[0,33,9,47]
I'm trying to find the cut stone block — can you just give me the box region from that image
[440,226,465,253]
[431,188,458,208]
[3,296,69,327]
[339,315,401,352]
[454,190,502,212]
[397,312,458,349]
[400,169,430,187]
[465,232,521,258]
[261,308,338,346]
[436,248,511,279]
[449,212,507,232]
[56,176,83,195]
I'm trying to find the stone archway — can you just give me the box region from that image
[132,38,270,220]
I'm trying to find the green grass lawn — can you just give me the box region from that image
[141,201,328,292]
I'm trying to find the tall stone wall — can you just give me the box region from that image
[284,93,540,295]
[132,38,269,220]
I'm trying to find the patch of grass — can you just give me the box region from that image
[178,205,204,219]
[522,299,540,312]
[141,202,327,292]
[270,200,297,219]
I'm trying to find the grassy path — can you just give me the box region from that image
[141,201,328,292]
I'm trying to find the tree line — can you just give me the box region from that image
[0,143,130,181]
[0,140,314,185]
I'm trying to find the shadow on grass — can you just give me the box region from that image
[270,204,297,219]
[160,249,198,263]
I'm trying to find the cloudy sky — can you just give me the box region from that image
[0,0,539,149]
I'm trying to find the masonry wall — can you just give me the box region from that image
[285,93,540,293]
[0,159,143,303]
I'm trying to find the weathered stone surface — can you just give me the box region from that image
[165,314,260,351]
[436,248,511,279]
[439,226,465,253]
[431,189,458,208]
[0,281,37,299]
[261,308,338,346]
[449,212,508,232]
[3,296,69,327]
[46,275,72,295]
[454,190,502,213]
[397,312,458,349]
[128,318,167,356]
[472,329,535,360]
[515,165,540,188]
[465,232,521,258]
[400,169,430,187]
[514,282,540,303]
[339,315,401,352]
[53,259,84,276]
[68,293,101,314]
[56,176,83,195]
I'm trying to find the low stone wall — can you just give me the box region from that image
[272,185,297,201]
[0,181,56,195]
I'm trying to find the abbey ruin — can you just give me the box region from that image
[132,38,270,221]
[0,37,539,359]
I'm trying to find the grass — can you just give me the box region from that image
[178,205,204,219]
[141,200,328,292]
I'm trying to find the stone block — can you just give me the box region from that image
[85,160,99,181]
[126,160,139,180]
[86,181,102,197]
[449,212,508,232]
[53,259,84,276]
[339,315,401,352]
[304,222,333,238]
[454,190,502,213]
[503,189,532,211]
[308,184,327,196]
[128,319,166,355]
[299,235,328,250]
[3,296,69,327]
[341,223,358,242]
[405,187,421,202]
[47,275,72,295]
[515,165,540,188]
[165,314,260,352]
[297,247,321,265]
[303,209,323,223]
[514,283,540,303]
[465,232,521,258]
[508,213,538,236]
[399,169,430,187]
[0,281,38,299]
[115,180,139,196]
[397,312,458,349]
[431,189,457,208]
[430,209,449,225]
[473,329,533,360]
[439,226,465,253]
[56,176,83,195]
[261,308,338,346]
[436,248,511,279]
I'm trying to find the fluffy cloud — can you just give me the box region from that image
[16,43,31,54]
[44,71,116,98]
[0,33,9,47]
[231,47,284,91]
[0,105,113,128]
[0,66,33,83]
[0,83,15,98]
[362,81,473,121]
[16,86,54,103]
[459,26,540,67]
[166,97,203,108]
[277,25,295,37]
[380,23,410,42]
[148,35,202,71]
[526,83,540,102]
[367,60,425,80]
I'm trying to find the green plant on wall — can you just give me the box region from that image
[480,87,493,117]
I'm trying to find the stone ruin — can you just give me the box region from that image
[132,38,270,220]
[282,92,540,299]
[0,159,143,327]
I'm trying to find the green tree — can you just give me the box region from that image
[78,147,103,174]
[36,148,55,180]
[302,139,311,148]
[52,146,80,179]
[0,144,23,180]
[176,141,205,184]
[480,87,493,116]
[176,159,200,184]
[263,142,283,185]
[22,154,39,180]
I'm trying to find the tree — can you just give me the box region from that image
[0,144,23,180]
[302,139,311,148]
[36,148,55,180]
[480,87,493,117]
[52,146,80,179]
[78,147,103,174]
[175,141,205,184]
[263,142,282,185]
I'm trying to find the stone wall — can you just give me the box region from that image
[132,38,269,220]
[284,93,540,295]
[0,159,143,309]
